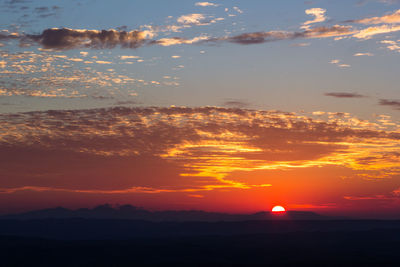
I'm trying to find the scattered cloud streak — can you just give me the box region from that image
[325,92,366,98]
[195,2,219,7]
[151,36,209,46]
[381,39,400,52]
[208,25,355,45]
[380,99,400,110]
[353,24,400,39]
[354,9,400,24]
[354,52,374,56]
[177,14,207,25]
[329,59,351,68]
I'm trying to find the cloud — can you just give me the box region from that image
[220,31,293,45]
[301,8,327,30]
[344,185,400,201]
[120,55,140,60]
[354,9,400,24]
[177,14,207,25]
[222,99,250,108]
[346,9,400,39]
[353,24,400,39]
[233,6,243,14]
[381,39,400,52]
[151,36,209,46]
[329,59,351,68]
[0,31,20,41]
[26,28,153,50]
[195,2,219,7]
[95,60,112,64]
[304,25,356,38]
[4,9,400,52]
[291,42,311,47]
[379,99,400,110]
[210,25,355,45]
[1,106,399,196]
[353,52,374,56]
[0,50,160,99]
[325,92,366,98]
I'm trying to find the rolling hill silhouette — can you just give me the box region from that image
[1,204,329,221]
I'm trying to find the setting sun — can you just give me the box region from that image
[272,206,286,213]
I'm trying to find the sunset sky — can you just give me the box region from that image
[1,0,400,218]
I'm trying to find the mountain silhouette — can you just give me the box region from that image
[1,204,332,221]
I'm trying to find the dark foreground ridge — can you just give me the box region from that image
[1,228,400,266]
[1,205,400,266]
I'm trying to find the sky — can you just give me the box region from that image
[1,0,400,218]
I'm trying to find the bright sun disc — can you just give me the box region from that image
[272,206,286,212]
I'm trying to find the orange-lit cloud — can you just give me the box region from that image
[301,8,327,30]
[381,39,400,52]
[353,52,374,56]
[1,107,399,198]
[152,36,209,46]
[354,9,400,24]
[177,14,207,25]
[195,2,219,7]
[353,24,400,39]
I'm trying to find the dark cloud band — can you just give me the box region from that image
[325,92,366,98]
[380,99,400,110]
[26,28,150,49]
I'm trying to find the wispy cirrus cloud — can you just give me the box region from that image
[354,52,374,56]
[350,9,400,39]
[353,24,400,39]
[150,36,209,46]
[354,9,400,24]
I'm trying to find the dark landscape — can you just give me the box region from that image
[0,206,399,266]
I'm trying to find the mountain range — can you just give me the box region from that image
[1,204,330,221]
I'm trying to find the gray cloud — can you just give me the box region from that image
[26,28,151,49]
[222,99,250,108]
[208,25,355,45]
[379,99,400,110]
[0,32,20,41]
[325,92,366,98]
